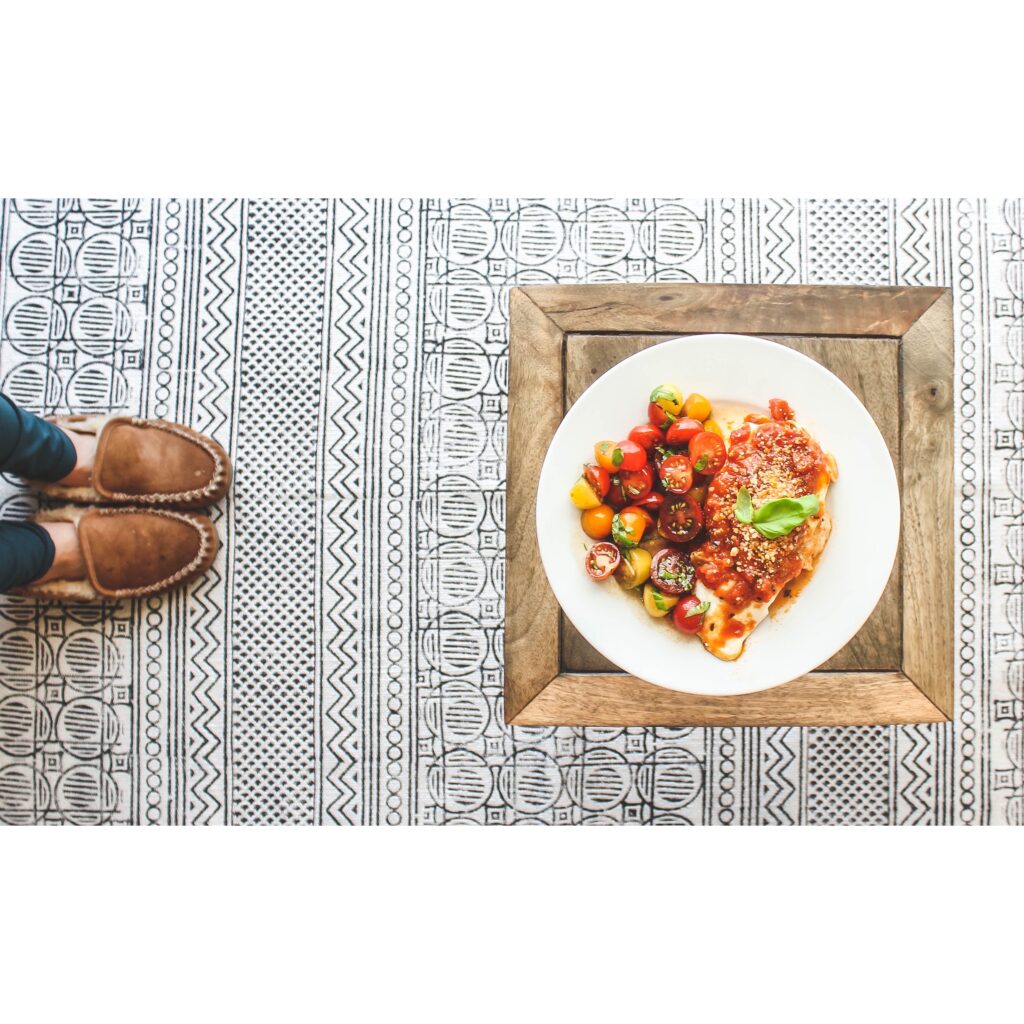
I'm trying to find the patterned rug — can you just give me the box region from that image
[0,198,1018,825]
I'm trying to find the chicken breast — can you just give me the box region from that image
[690,417,837,661]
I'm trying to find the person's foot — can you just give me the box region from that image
[36,521,86,583]
[56,426,98,489]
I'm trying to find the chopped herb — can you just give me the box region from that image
[650,386,676,404]
[652,590,667,611]
[611,513,637,548]
[689,601,710,617]
[693,454,709,472]
[612,446,624,467]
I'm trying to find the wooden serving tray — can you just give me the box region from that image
[504,284,954,727]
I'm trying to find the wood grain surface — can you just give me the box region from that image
[504,290,563,720]
[900,292,955,716]
[511,671,947,726]
[524,284,946,338]
[562,332,903,672]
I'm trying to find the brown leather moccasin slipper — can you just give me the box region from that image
[13,505,219,602]
[32,415,231,509]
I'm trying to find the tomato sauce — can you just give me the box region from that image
[690,422,828,611]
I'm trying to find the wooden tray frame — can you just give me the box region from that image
[505,284,954,727]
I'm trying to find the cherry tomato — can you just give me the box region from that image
[594,440,618,472]
[585,542,621,580]
[658,495,703,543]
[729,424,752,446]
[614,440,645,472]
[605,476,628,510]
[612,506,650,547]
[581,504,614,539]
[688,431,727,475]
[619,463,653,501]
[769,398,794,422]
[683,393,712,421]
[650,549,696,595]
[628,423,664,451]
[665,417,703,446]
[647,402,676,431]
[615,547,652,590]
[688,483,708,507]
[634,491,665,513]
[659,454,693,494]
[583,464,610,499]
[649,384,684,416]
[673,594,709,633]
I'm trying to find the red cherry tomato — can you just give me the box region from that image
[634,491,665,513]
[688,431,727,475]
[769,398,794,422]
[652,445,681,471]
[647,402,676,431]
[658,495,703,543]
[605,476,628,510]
[585,542,621,581]
[619,463,653,501]
[673,594,708,633]
[659,454,693,494]
[665,417,703,446]
[729,424,752,446]
[583,464,610,499]
[628,423,664,451]
[613,440,645,472]
[650,549,696,595]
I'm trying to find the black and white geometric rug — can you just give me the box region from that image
[0,198,1018,825]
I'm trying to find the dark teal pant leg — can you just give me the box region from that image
[0,393,76,482]
[0,393,75,590]
[0,522,55,590]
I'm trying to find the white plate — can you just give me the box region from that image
[534,334,900,696]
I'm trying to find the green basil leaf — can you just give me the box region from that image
[650,386,675,404]
[652,590,667,611]
[612,447,624,467]
[693,454,708,472]
[735,486,753,524]
[689,601,710,617]
[611,513,637,548]
[750,494,820,539]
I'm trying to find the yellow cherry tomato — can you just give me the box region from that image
[594,440,619,472]
[569,476,601,510]
[581,504,614,539]
[643,583,680,618]
[649,384,683,417]
[684,393,712,421]
[702,418,724,439]
[615,547,651,590]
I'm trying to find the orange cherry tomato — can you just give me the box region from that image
[581,504,614,539]
[594,440,618,472]
[612,506,651,547]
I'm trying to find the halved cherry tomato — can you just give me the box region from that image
[665,417,703,446]
[647,402,676,431]
[649,384,684,416]
[615,547,651,590]
[658,495,703,543]
[569,475,602,509]
[613,440,645,472]
[619,463,653,501]
[634,491,665,513]
[583,463,610,499]
[594,440,619,472]
[688,431,727,475]
[612,506,650,547]
[659,454,693,495]
[769,397,794,422]
[729,424,752,446]
[605,476,628,510]
[650,549,696,595]
[673,594,709,633]
[581,504,614,539]
[585,542,621,580]
[628,423,664,451]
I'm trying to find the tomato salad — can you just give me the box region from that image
[569,384,822,645]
